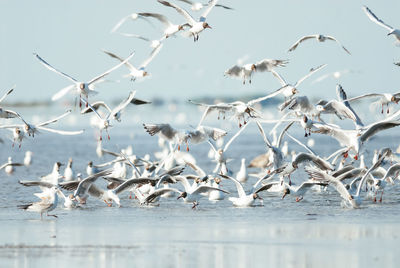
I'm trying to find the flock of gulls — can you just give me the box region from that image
[1,2,400,219]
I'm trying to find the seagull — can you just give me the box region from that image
[268,64,327,102]
[24,151,33,166]
[281,180,329,202]
[18,186,61,219]
[158,0,218,42]
[372,163,400,202]
[143,123,190,151]
[103,46,162,81]
[362,6,400,42]
[345,92,400,114]
[207,122,250,174]
[0,157,24,174]
[220,174,276,207]
[63,158,75,182]
[81,91,150,122]
[175,175,229,208]
[224,59,288,84]
[34,52,134,107]
[208,177,225,201]
[312,112,400,160]
[306,152,387,208]
[235,158,248,183]
[288,34,351,55]
[0,110,84,146]
[175,0,233,11]
[60,169,113,205]
[41,162,63,185]
[86,161,102,176]
[80,91,137,140]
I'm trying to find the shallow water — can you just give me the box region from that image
[1,106,400,267]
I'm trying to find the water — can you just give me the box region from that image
[1,106,400,267]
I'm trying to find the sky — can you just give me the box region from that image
[0,0,399,104]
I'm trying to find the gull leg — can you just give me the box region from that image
[381,104,384,114]
[379,190,384,203]
[296,196,303,202]
[387,105,390,114]
[47,213,58,218]
[192,201,198,209]
[186,141,189,152]
[373,191,377,202]
[19,144,21,148]
[104,200,112,207]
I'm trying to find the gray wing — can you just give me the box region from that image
[362,6,393,31]
[103,50,137,73]
[325,36,351,55]
[59,181,80,191]
[139,12,172,27]
[144,188,180,203]
[143,123,177,140]
[74,169,113,197]
[18,180,54,188]
[157,0,196,25]
[294,64,327,88]
[293,153,334,171]
[109,91,136,119]
[288,35,317,52]
[255,182,279,194]
[360,121,400,142]
[255,59,288,72]
[81,101,112,114]
[114,178,157,195]
[192,185,229,195]
[0,85,15,103]
[33,53,78,83]
[224,65,243,77]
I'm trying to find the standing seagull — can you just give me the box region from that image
[158,0,218,41]
[34,52,134,107]
[362,6,400,42]
[288,34,351,55]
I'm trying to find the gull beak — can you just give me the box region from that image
[282,193,287,199]
[206,25,212,29]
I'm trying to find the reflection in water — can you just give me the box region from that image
[1,222,399,267]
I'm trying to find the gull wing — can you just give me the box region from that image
[200,0,219,21]
[288,35,317,52]
[108,91,136,120]
[113,178,157,195]
[192,185,229,195]
[139,12,172,27]
[219,174,245,197]
[362,6,393,32]
[223,121,250,152]
[255,59,288,72]
[37,110,72,127]
[293,153,334,171]
[140,44,163,69]
[88,52,135,85]
[224,65,243,77]
[294,64,327,88]
[346,93,383,102]
[0,109,20,119]
[103,50,137,73]
[51,84,76,101]
[0,85,15,103]
[145,188,180,203]
[34,53,78,83]
[360,121,400,143]
[19,180,54,188]
[325,36,351,55]
[36,126,84,136]
[74,169,113,197]
[81,101,112,115]
[158,0,196,26]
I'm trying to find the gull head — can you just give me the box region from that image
[177,192,187,200]
[251,64,256,71]
[214,177,221,185]
[281,188,290,199]
[291,88,298,95]
[391,96,400,104]
[143,71,149,77]
[178,24,185,31]
[15,128,21,135]
[203,22,212,29]
[79,83,86,90]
